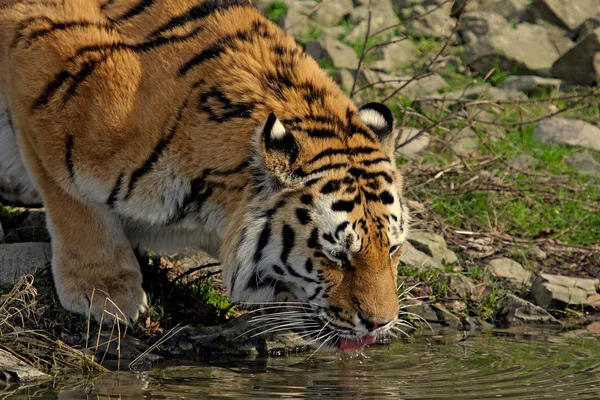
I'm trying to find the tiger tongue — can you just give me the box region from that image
[338,335,377,353]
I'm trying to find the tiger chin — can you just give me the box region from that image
[0,0,410,352]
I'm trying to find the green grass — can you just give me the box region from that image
[265,1,288,22]
[0,203,21,222]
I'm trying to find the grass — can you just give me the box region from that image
[265,1,288,22]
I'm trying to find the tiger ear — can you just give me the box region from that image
[253,112,299,191]
[359,102,398,156]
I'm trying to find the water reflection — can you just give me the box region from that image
[7,328,600,399]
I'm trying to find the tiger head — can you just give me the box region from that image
[224,102,409,352]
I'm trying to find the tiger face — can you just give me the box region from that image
[225,103,409,351]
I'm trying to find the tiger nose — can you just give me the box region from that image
[359,314,392,331]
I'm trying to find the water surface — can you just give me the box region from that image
[8,327,600,399]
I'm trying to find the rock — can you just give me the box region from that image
[407,231,448,263]
[370,38,419,73]
[443,249,458,265]
[439,273,476,298]
[0,348,49,382]
[408,303,463,329]
[526,0,600,34]
[319,37,359,69]
[279,1,318,39]
[487,258,533,285]
[589,293,600,307]
[449,127,479,156]
[442,84,526,102]
[8,209,50,243]
[334,68,377,93]
[588,321,600,334]
[577,17,600,41]
[534,117,600,152]
[497,293,562,328]
[400,242,444,270]
[529,244,547,261]
[160,313,310,356]
[530,273,600,309]
[510,154,538,170]
[551,27,600,85]
[452,0,529,19]
[0,243,51,286]
[395,73,449,97]
[462,316,495,332]
[395,127,431,158]
[459,11,509,44]
[311,0,353,26]
[345,0,400,43]
[0,221,3,243]
[566,151,600,177]
[404,3,456,40]
[498,75,562,95]
[465,23,561,77]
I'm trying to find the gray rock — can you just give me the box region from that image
[400,242,444,270]
[370,38,419,73]
[442,84,526,102]
[334,68,377,93]
[510,154,539,170]
[407,231,448,263]
[577,17,600,41]
[395,127,431,158]
[452,0,529,19]
[408,303,463,329]
[460,11,509,43]
[320,37,359,69]
[279,1,318,39]
[526,0,600,34]
[405,3,456,40]
[443,249,458,264]
[551,27,600,85]
[497,293,562,328]
[487,258,533,284]
[439,273,476,298]
[498,75,562,94]
[450,127,479,156]
[566,151,600,177]
[0,221,3,243]
[311,0,353,26]
[161,313,310,356]
[530,273,600,309]
[0,348,49,382]
[534,117,600,152]
[345,0,400,43]
[465,23,560,77]
[8,209,50,243]
[529,244,547,261]
[0,243,52,286]
[396,73,449,97]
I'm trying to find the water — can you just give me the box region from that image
[7,327,600,399]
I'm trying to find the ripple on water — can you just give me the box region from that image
[6,330,600,399]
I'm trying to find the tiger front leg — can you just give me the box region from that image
[42,181,148,325]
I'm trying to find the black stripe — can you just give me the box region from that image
[30,21,113,41]
[307,228,319,248]
[230,263,241,294]
[254,221,271,264]
[335,222,349,237]
[149,0,253,38]
[126,100,189,199]
[107,172,124,206]
[295,162,348,178]
[360,157,390,166]
[308,286,322,301]
[295,208,311,225]
[380,190,394,205]
[65,135,75,180]
[322,233,335,244]
[285,264,317,283]
[272,264,285,275]
[300,194,313,205]
[304,259,313,274]
[281,224,295,264]
[5,109,16,135]
[178,20,269,76]
[321,180,341,195]
[307,147,378,165]
[331,195,361,213]
[112,0,155,22]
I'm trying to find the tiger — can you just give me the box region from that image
[0,0,410,352]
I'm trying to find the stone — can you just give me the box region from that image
[551,28,600,85]
[320,37,359,69]
[407,231,447,263]
[334,68,377,93]
[529,244,547,261]
[400,242,444,270]
[487,258,533,284]
[396,73,449,97]
[0,221,3,243]
[498,75,562,95]
[496,293,562,328]
[405,3,456,40]
[465,23,561,77]
[0,243,52,286]
[530,273,600,309]
[510,154,538,170]
[311,0,353,26]
[439,273,476,298]
[0,349,49,383]
[534,117,600,152]
[7,209,50,243]
[442,84,526,102]
[526,0,600,34]
[408,303,463,329]
[370,38,419,73]
[395,127,431,158]
[345,0,400,43]
[565,151,600,177]
[279,1,318,39]
[452,0,529,19]
[443,249,458,265]
[459,11,509,44]
[450,128,479,156]
[577,17,600,41]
